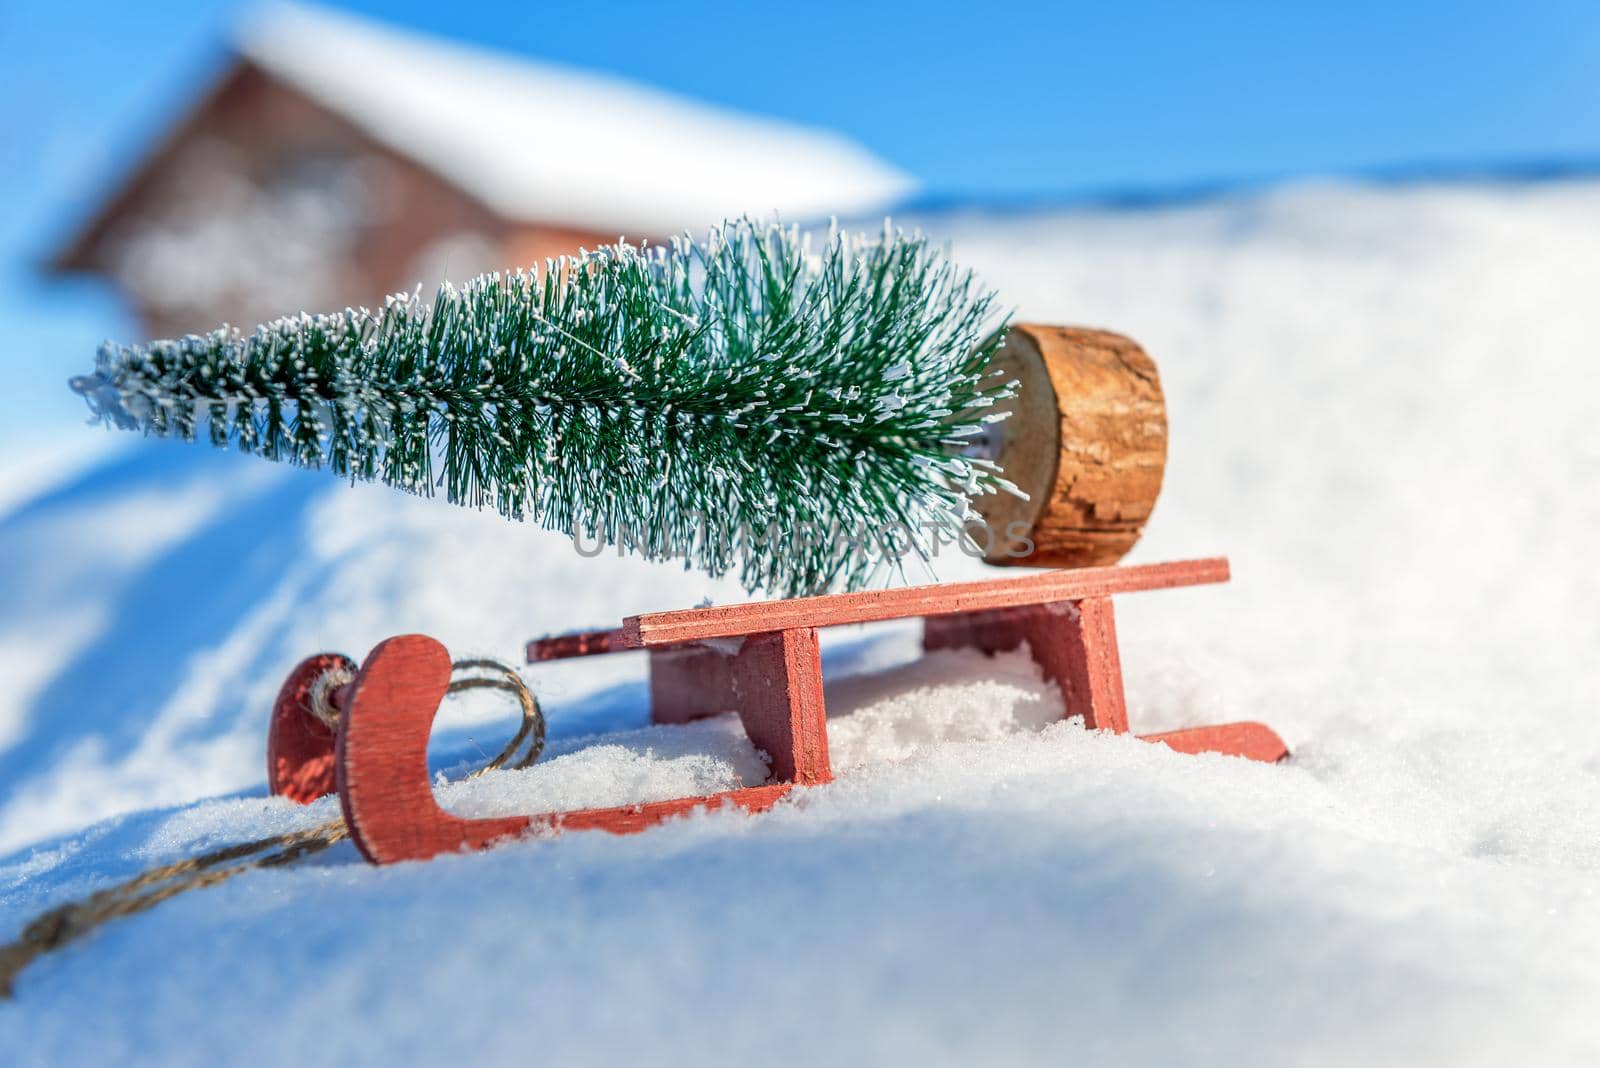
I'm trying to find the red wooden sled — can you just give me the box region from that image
[268,557,1287,864]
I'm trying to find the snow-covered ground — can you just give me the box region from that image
[3,178,1600,1064]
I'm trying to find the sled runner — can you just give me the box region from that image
[268,557,1287,865]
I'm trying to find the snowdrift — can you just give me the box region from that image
[3,178,1599,1064]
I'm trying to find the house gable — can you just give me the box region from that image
[51,57,604,337]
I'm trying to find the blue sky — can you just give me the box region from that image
[3,0,1599,440]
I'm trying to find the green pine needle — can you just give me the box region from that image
[70,218,1016,597]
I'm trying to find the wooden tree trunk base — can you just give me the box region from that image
[973,324,1167,568]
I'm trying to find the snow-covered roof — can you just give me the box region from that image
[237,3,916,237]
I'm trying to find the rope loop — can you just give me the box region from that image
[447,658,547,775]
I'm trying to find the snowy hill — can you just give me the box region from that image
[3,178,1600,1063]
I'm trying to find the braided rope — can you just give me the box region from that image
[0,657,542,997]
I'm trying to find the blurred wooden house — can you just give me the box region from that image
[47,3,912,339]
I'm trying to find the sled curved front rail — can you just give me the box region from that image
[268,652,354,804]
[336,635,818,864]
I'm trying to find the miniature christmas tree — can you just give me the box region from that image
[70,219,1014,597]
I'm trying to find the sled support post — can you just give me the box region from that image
[730,628,831,785]
[650,628,831,784]
[649,645,738,724]
[1059,596,1128,733]
[916,569,1285,762]
[923,597,1127,732]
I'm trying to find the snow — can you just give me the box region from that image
[237,3,915,237]
[4,177,1600,1062]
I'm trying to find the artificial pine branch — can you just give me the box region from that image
[70,218,1015,597]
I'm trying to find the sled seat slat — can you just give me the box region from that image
[617,557,1228,649]
[525,558,1229,663]
[526,627,625,661]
